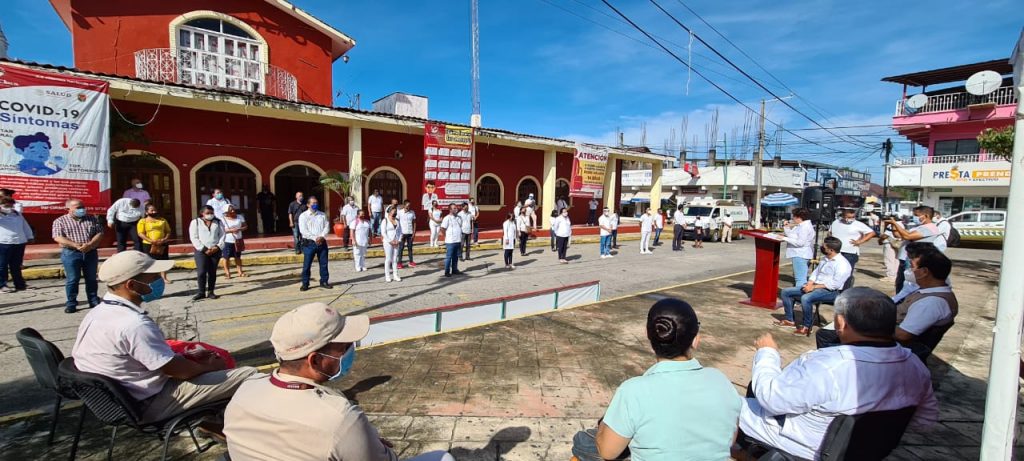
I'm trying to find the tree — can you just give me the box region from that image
[318,168,362,204]
[977,126,1014,160]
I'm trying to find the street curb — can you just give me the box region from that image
[21,234,643,281]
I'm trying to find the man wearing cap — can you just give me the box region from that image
[72,251,259,425]
[828,207,876,274]
[224,303,454,461]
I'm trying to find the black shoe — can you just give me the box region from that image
[208,293,220,300]
[294,250,301,255]
[452,271,464,276]
[444,273,452,278]
[320,283,333,289]
[300,285,310,292]
[192,294,206,301]
[64,306,77,314]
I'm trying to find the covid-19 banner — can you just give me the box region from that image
[422,121,473,209]
[570,143,608,199]
[0,64,110,213]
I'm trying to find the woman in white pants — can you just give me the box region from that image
[428,201,442,247]
[381,206,402,282]
[639,208,654,254]
[352,208,371,272]
[501,212,517,269]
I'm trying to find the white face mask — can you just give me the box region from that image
[904,266,917,286]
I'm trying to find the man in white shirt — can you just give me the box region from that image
[934,210,952,247]
[885,205,943,293]
[779,208,815,287]
[457,203,474,261]
[106,197,144,252]
[610,210,620,249]
[467,198,480,244]
[672,205,686,251]
[653,209,665,246]
[737,287,938,460]
[639,209,654,254]
[829,207,876,272]
[777,236,852,336]
[892,241,953,304]
[894,249,957,349]
[598,208,613,258]
[298,196,331,291]
[587,198,599,226]
[551,208,572,263]
[340,198,359,249]
[72,251,258,426]
[206,189,231,221]
[397,200,417,268]
[440,204,464,277]
[720,212,734,244]
[368,189,384,237]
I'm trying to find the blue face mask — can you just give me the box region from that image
[73,208,87,218]
[215,193,224,200]
[310,203,320,211]
[139,278,166,303]
[317,346,355,382]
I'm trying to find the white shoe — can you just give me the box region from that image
[510,264,516,269]
[394,276,402,282]
[385,277,392,283]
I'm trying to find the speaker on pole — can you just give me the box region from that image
[801,186,836,223]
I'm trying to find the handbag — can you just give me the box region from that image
[148,242,166,256]
[234,237,246,252]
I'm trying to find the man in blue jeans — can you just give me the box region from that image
[598,208,613,258]
[298,197,331,291]
[51,199,105,313]
[440,204,463,277]
[776,236,852,336]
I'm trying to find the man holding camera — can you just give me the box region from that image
[883,206,942,293]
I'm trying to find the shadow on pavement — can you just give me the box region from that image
[343,375,393,404]
[448,426,532,460]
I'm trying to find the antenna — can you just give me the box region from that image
[470,0,481,127]
[965,70,1002,96]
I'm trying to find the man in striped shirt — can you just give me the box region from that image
[52,198,104,313]
[298,196,331,291]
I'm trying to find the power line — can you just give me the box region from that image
[645,0,877,150]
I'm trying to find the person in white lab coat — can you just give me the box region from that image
[351,208,371,272]
[516,206,531,257]
[501,212,517,269]
[640,208,654,254]
[736,288,938,460]
[380,206,402,282]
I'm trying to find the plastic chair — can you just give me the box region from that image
[912,322,955,362]
[15,328,82,447]
[57,358,228,461]
[756,406,917,461]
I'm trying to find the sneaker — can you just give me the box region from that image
[208,293,220,300]
[397,263,404,269]
[0,286,15,293]
[192,294,206,301]
[385,277,392,283]
[320,283,333,289]
[64,306,77,314]
[510,264,516,269]
[394,276,402,282]
[409,262,417,268]
[300,286,309,292]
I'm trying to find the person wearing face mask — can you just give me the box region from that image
[720,211,734,244]
[106,197,145,252]
[0,189,24,214]
[884,205,943,293]
[352,208,371,272]
[396,200,417,269]
[223,303,455,461]
[776,236,852,337]
[828,207,876,274]
[777,208,815,288]
[206,188,232,221]
[123,178,151,204]
[892,242,953,304]
[52,198,105,313]
[298,196,331,291]
[502,212,518,269]
[381,205,402,282]
[458,202,473,261]
[0,197,33,293]
[598,208,614,259]
[428,200,443,248]
[220,205,248,279]
[340,197,359,249]
[639,208,654,254]
[137,204,171,283]
[288,192,307,255]
[189,205,226,301]
[72,251,259,428]
[552,208,572,264]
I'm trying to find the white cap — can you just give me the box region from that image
[98,251,175,286]
[270,303,370,361]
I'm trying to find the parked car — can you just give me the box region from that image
[946,210,1006,242]
[678,198,750,241]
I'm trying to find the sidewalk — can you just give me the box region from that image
[0,248,1010,459]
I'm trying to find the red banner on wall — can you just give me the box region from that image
[421,122,473,209]
[0,64,111,213]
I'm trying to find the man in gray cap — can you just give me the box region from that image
[71,251,259,426]
[224,303,454,461]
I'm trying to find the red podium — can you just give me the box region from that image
[739,229,783,309]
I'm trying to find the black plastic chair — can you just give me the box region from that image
[913,322,955,361]
[756,406,917,461]
[15,328,82,448]
[57,358,228,461]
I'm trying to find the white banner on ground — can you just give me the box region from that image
[505,292,557,318]
[439,302,503,331]
[557,283,600,309]
[362,314,436,347]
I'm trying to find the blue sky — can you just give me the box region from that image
[2,0,1021,180]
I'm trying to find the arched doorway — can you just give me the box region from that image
[111,154,178,233]
[367,168,405,204]
[273,163,323,233]
[517,177,539,204]
[556,179,570,203]
[195,160,257,219]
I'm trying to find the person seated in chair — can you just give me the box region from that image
[71,251,259,426]
[775,236,851,336]
[571,298,741,461]
[735,287,938,460]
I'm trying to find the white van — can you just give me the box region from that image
[946,210,1006,242]
[677,198,751,241]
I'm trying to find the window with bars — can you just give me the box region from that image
[476,176,501,205]
[177,18,263,94]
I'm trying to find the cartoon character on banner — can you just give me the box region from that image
[13,132,66,176]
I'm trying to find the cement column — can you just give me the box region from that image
[541,149,557,229]
[650,160,663,213]
[348,126,364,208]
[603,156,618,211]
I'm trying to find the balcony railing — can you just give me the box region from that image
[134,48,298,102]
[892,153,1007,166]
[895,86,1016,116]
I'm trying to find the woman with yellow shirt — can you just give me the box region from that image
[138,203,172,282]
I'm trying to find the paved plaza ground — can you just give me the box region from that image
[0,239,1014,460]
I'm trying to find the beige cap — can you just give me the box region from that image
[271,303,370,361]
[98,250,175,286]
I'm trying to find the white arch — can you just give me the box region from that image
[112,149,184,236]
[365,166,408,204]
[168,11,270,64]
[475,173,505,210]
[555,177,572,205]
[270,160,329,214]
[515,175,542,204]
[189,155,263,226]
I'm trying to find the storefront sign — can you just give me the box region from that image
[0,64,110,213]
[921,161,1011,187]
[422,121,473,207]
[570,144,608,198]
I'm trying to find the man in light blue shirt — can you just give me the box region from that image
[777,236,851,336]
[572,298,741,461]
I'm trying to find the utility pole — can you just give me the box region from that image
[470,0,481,128]
[722,136,728,199]
[882,138,892,214]
[754,99,766,228]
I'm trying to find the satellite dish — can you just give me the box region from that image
[965,70,1002,96]
[906,94,928,110]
